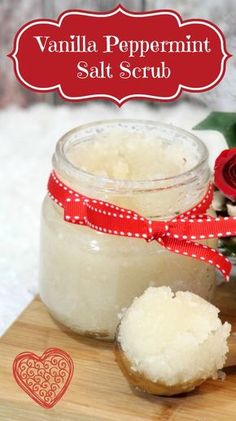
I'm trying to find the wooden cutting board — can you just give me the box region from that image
[1,281,236,421]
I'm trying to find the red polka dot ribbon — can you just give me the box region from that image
[48,171,236,281]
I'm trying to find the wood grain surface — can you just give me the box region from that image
[0,281,236,420]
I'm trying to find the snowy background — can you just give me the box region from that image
[0,0,234,335]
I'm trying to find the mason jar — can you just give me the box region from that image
[39,120,216,340]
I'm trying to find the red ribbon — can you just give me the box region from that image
[48,171,236,281]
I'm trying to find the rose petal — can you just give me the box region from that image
[214,148,236,201]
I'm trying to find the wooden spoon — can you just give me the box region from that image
[225,333,236,368]
[115,333,236,396]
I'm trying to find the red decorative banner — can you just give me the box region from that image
[9,6,231,105]
[13,348,74,409]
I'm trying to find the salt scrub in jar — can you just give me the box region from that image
[39,120,215,341]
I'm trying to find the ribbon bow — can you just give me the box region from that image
[48,171,236,281]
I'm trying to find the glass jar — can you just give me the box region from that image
[39,120,215,341]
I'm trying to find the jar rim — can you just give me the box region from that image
[53,119,209,192]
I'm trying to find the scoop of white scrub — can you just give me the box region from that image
[116,287,231,396]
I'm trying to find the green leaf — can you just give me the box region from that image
[220,238,236,255]
[193,112,236,148]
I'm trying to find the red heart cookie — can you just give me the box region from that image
[13,347,74,409]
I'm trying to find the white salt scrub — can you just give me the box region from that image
[67,129,196,181]
[116,287,231,396]
[40,120,216,340]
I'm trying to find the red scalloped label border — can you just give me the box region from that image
[9,6,231,106]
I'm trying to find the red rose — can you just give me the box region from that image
[214,148,236,202]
